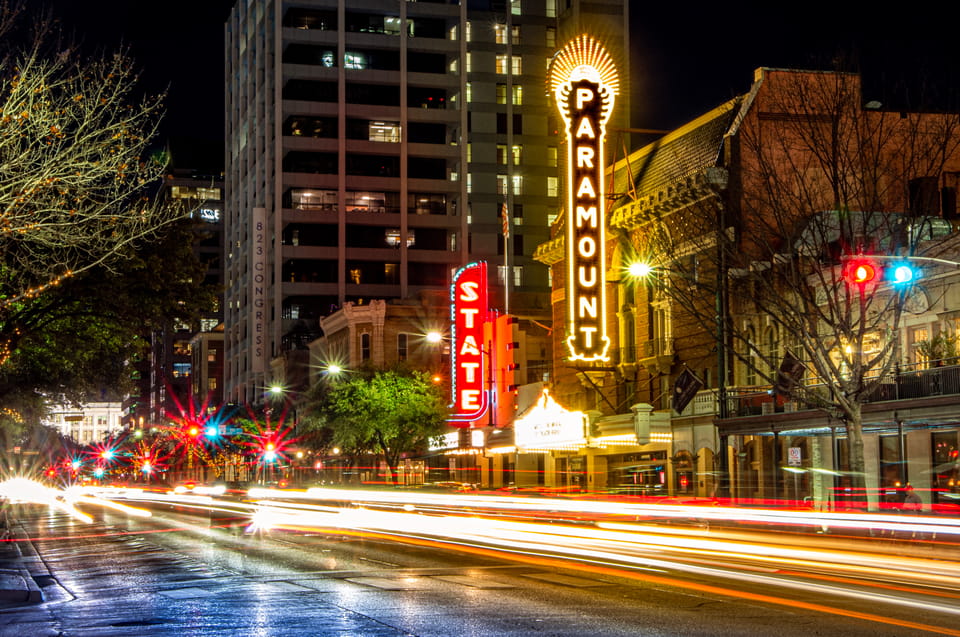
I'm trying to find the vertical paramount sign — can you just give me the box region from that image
[449,261,489,424]
[549,36,618,362]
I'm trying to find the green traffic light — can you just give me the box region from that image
[891,263,918,284]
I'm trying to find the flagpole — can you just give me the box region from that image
[502,201,510,315]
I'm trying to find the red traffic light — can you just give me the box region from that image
[844,259,879,285]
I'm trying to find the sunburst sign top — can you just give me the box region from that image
[548,35,619,104]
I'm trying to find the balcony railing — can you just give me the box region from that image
[721,361,960,418]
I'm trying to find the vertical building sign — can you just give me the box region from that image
[251,207,267,374]
[549,36,618,362]
[449,261,489,425]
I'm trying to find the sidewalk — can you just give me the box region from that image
[0,509,43,603]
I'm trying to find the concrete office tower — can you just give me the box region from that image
[224,0,629,405]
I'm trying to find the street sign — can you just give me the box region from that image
[788,447,802,466]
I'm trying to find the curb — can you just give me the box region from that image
[0,509,43,603]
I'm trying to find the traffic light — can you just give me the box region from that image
[844,259,879,285]
[888,261,921,285]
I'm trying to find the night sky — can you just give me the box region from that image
[36,1,960,172]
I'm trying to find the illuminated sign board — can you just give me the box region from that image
[549,35,618,362]
[514,389,588,449]
[449,261,489,424]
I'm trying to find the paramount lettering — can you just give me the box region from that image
[550,36,617,362]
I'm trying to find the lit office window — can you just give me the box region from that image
[494,24,508,45]
[511,145,522,165]
[512,174,523,195]
[344,52,367,69]
[512,85,522,105]
[497,144,508,165]
[545,0,556,17]
[511,0,521,15]
[497,174,508,196]
[369,121,400,142]
[511,56,522,75]
[496,83,507,104]
[384,17,401,35]
[496,55,509,74]
[546,27,556,48]
[465,82,472,102]
[465,21,472,42]
[547,146,558,167]
[511,25,520,45]
[547,176,558,197]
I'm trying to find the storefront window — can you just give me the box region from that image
[932,430,959,504]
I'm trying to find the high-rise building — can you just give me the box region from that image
[123,170,225,429]
[223,0,630,405]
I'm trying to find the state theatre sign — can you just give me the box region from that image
[449,261,489,425]
[549,35,618,362]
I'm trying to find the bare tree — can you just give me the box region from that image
[0,7,183,317]
[638,69,960,499]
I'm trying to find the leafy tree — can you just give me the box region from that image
[0,218,216,440]
[0,3,186,418]
[301,366,449,485]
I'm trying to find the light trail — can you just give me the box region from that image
[9,479,960,633]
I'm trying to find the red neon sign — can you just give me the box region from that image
[449,261,489,424]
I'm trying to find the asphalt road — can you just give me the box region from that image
[0,501,955,636]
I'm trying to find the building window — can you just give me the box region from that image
[511,174,523,195]
[513,113,522,134]
[744,327,758,385]
[496,83,507,104]
[465,82,472,102]
[511,145,522,165]
[207,349,217,362]
[465,52,472,72]
[494,24,508,45]
[910,325,931,366]
[398,333,409,361]
[511,25,520,45]
[512,85,522,105]
[496,55,509,74]
[465,21,471,42]
[344,52,367,70]
[497,174,508,196]
[510,0,521,15]
[349,268,362,284]
[497,112,507,134]
[547,176,558,197]
[546,27,556,48]
[369,121,400,142]
[497,144,508,165]
[208,378,217,391]
[547,146,557,167]
[466,172,472,194]
[545,0,556,18]
[511,55,522,75]
[361,333,371,361]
